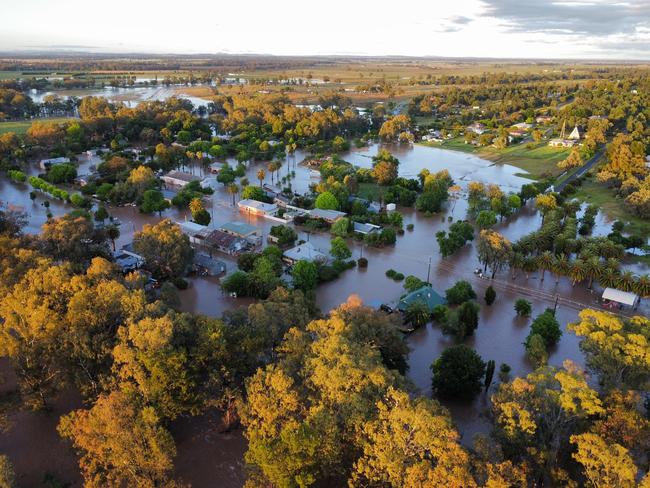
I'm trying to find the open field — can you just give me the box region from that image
[0,117,76,135]
[422,139,570,179]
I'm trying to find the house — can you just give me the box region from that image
[112,248,145,273]
[178,221,211,246]
[508,129,527,139]
[568,125,582,140]
[237,199,278,217]
[161,170,201,188]
[200,177,219,191]
[39,156,71,170]
[219,221,262,246]
[512,122,533,130]
[193,253,227,276]
[353,221,381,235]
[203,229,249,255]
[309,208,347,223]
[398,286,446,313]
[536,115,553,124]
[466,123,487,135]
[548,139,575,148]
[283,242,328,265]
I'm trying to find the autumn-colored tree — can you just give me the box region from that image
[569,309,650,390]
[352,388,475,487]
[41,214,110,264]
[58,389,176,488]
[570,433,637,488]
[477,229,513,278]
[133,219,193,279]
[126,165,156,194]
[557,147,583,170]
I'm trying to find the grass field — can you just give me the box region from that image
[0,117,76,135]
[422,139,569,179]
[572,179,650,237]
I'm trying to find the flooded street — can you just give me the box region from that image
[2,140,647,483]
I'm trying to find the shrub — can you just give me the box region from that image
[484,286,496,305]
[525,333,548,368]
[514,299,532,316]
[432,304,448,322]
[357,257,368,268]
[527,309,562,347]
[406,223,414,231]
[498,363,511,383]
[445,280,477,305]
[442,301,480,341]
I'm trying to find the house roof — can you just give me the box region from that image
[204,230,247,251]
[178,220,210,237]
[238,199,278,213]
[284,242,328,263]
[602,288,638,306]
[309,208,347,221]
[398,286,446,312]
[40,157,70,165]
[353,221,381,234]
[163,171,201,183]
[219,221,258,236]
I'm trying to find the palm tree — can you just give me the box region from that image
[617,271,635,292]
[605,257,621,273]
[521,256,538,280]
[257,169,265,187]
[569,259,586,286]
[404,301,430,329]
[537,251,554,282]
[552,254,570,285]
[267,162,277,185]
[584,256,602,289]
[227,183,239,206]
[633,274,650,301]
[599,267,620,289]
[106,225,120,252]
[510,252,524,279]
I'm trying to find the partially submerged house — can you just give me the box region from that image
[161,170,201,188]
[203,230,249,255]
[283,242,328,265]
[219,221,262,246]
[397,286,446,313]
[309,208,347,223]
[237,199,278,217]
[193,253,227,276]
[177,221,211,246]
[112,248,145,273]
[353,221,381,236]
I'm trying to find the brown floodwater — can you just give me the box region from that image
[1,142,648,484]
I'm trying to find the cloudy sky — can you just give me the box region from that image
[1,0,649,59]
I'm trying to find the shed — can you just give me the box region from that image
[602,288,639,307]
[353,221,381,235]
[398,286,446,313]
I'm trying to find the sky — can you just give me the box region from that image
[1,0,649,59]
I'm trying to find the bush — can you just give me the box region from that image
[445,280,477,305]
[431,345,486,400]
[357,257,368,268]
[514,299,532,317]
[432,304,448,322]
[406,223,414,231]
[403,275,426,293]
[172,277,189,290]
[484,286,496,305]
[525,333,548,368]
[442,301,480,341]
[385,269,404,281]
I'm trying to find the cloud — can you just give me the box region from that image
[480,0,650,35]
[439,15,475,32]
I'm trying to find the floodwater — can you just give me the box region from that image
[1,141,648,484]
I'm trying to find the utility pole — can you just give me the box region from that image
[426,256,432,284]
[553,294,559,313]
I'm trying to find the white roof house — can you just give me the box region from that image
[568,125,582,140]
[602,288,639,307]
[353,221,381,235]
[283,242,328,265]
[161,171,201,188]
[237,199,278,216]
[177,221,211,245]
[309,208,347,223]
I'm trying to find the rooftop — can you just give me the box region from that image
[163,171,201,183]
[284,241,328,263]
[238,199,278,213]
[602,287,638,306]
[219,221,258,236]
[398,286,446,312]
[309,208,347,221]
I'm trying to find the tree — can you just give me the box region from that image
[113,312,228,419]
[269,225,297,247]
[0,455,15,488]
[525,334,548,368]
[330,217,350,237]
[404,275,427,293]
[372,160,398,185]
[442,301,480,341]
[445,280,476,305]
[527,309,562,347]
[535,194,558,222]
[351,388,475,487]
[227,183,239,206]
[484,359,496,391]
[570,433,637,488]
[133,219,193,279]
[476,210,497,229]
[257,168,266,186]
[431,345,485,400]
[58,389,176,487]
[484,286,496,305]
[292,260,318,291]
[330,236,351,261]
[477,229,513,279]
[41,214,109,265]
[315,191,339,210]
[126,165,156,193]
[404,300,430,328]
[189,197,210,225]
[557,147,583,170]
[94,205,109,222]
[139,189,169,215]
[569,309,650,390]
[514,299,532,317]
